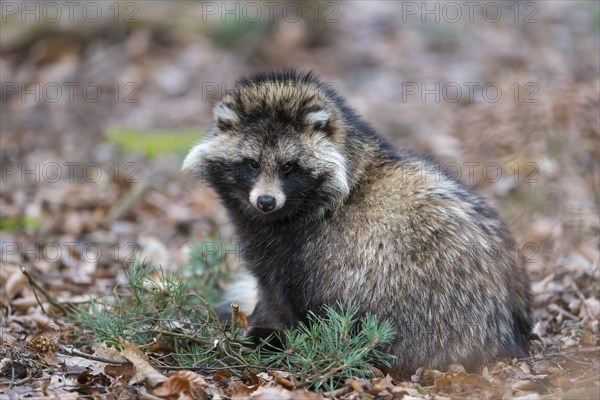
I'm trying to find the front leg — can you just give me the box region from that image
[246,288,293,347]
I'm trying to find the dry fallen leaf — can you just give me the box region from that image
[250,386,322,400]
[231,383,259,400]
[531,273,555,295]
[3,266,28,300]
[418,368,445,385]
[511,379,546,393]
[249,386,293,400]
[446,363,466,374]
[153,370,209,400]
[434,371,495,394]
[213,369,234,386]
[347,379,366,394]
[119,340,167,388]
[76,370,95,386]
[104,362,136,381]
[581,297,600,319]
[580,330,598,346]
[92,341,128,363]
[548,373,572,389]
[105,379,141,400]
[267,370,295,390]
[512,393,541,400]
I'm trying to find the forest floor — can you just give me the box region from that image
[1,2,598,399]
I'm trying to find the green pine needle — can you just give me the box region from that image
[69,248,397,390]
[263,302,396,391]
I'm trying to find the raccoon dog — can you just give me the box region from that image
[183,70,531,373]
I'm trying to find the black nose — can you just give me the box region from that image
[257,196,276,212]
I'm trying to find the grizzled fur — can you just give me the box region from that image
[183,70,532,373]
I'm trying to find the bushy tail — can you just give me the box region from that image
[215,270,258,320]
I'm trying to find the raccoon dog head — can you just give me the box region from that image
[183,70,351,221]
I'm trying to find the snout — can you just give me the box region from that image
[249,179,286,214]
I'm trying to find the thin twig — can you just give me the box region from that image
[518,346,599,361]
[13,375,33,387]
[548,303,579,320]
[21,266,69,314]
[188,293,222,323]
[146,328,215,343]
[61,345,268,372]
[156,364,268,372]
[324,385,352,398]
[102,180,152,225]
[60,346,127,365]
[231,302,239,333]
[319,363,349,381]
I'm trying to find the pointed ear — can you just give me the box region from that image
[214,102,238,131]
[305,109,330,132]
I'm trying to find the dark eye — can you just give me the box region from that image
[248,160,259,170]
[281,162,294,174]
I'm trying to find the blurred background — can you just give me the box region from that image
[1,0,598,359]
